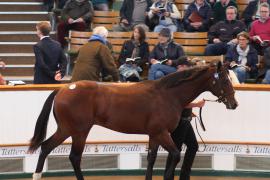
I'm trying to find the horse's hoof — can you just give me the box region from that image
[33,173,42,180]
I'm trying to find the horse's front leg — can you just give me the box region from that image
[157,131,180,180]
[145,138,159,180]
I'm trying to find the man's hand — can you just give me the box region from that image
[54,70,62,81]
[151,7,160,14]
[252,35,260,41]
[164,12,170,17]
[186,99,205,108]
[68,18,74,24]
[76,17,84,23]
[150,59,159,64]
[121,19,129,25]
[196,99,205,108]
[213,38,221,44]
[230,61,237,67]
[245,66,251,71]
[230,38,238,44]
[166,60,173,66]
[191,22,202,28]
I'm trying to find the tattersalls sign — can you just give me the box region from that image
[1,143,270,158]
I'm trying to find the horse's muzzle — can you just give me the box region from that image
[226,101,238,110]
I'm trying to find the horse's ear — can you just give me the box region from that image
[217,61,222,72]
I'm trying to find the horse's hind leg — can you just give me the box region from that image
[33,129,68,180]
[145,138,159,180]
[69,129,91,180]
[156,131,180,180]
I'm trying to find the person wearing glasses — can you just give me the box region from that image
[249,2,270,55]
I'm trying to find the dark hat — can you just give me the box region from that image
[159,28,172,38]
[177,56,194,66]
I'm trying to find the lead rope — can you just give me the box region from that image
[194,98,220,152]
[194,110,206,152]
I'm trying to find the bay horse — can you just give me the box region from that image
[28,62,237,180]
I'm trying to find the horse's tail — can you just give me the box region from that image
[28,89,59,153]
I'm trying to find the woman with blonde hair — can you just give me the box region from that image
[225,31,258,83]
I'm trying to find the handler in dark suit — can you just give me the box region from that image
[33,21,67,84]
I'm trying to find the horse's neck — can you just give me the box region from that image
[168,70,212,107]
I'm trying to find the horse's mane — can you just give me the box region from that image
[155,66,209,89]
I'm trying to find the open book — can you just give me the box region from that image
[256,36,269,47]
[158,6,167,13]
[157,59,168,65]
[230,63,246,69]
[126,57,141,63]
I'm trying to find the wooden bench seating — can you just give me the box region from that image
[92,10,120,31]
[68,31,208,58]
[66,31,226,78]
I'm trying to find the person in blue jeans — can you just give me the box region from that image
[148,0,181,32]
[205,6,246,56]
[225,31,258,83]
[148,28,185,80]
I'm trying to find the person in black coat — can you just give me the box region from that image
[161,57,205,180]
[118,25,149,82]
[148,28,185,80]
[183,0,213,32]
[34,21,67,84]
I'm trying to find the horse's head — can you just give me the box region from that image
[208,61,238,109]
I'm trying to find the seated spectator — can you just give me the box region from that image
[148,28,185,80]
[0,61,6,85]
[205,6,246,56]
[118,26,149,82]
[44,0,68,12]
[225,32,258,83]
[213,0,238,23]
[113,0,152,32]
[242,0,270,28]
[249,2,270,55]
[71,26,119,82]
[183,0,213,32]
[91,0,111,11]
[261,47,270,84]
[206,0,216,8]
[57,0,94,47]
[148,0,181,32]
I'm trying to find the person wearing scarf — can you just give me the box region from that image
[225,31,258,83]
[71,26,119,82]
